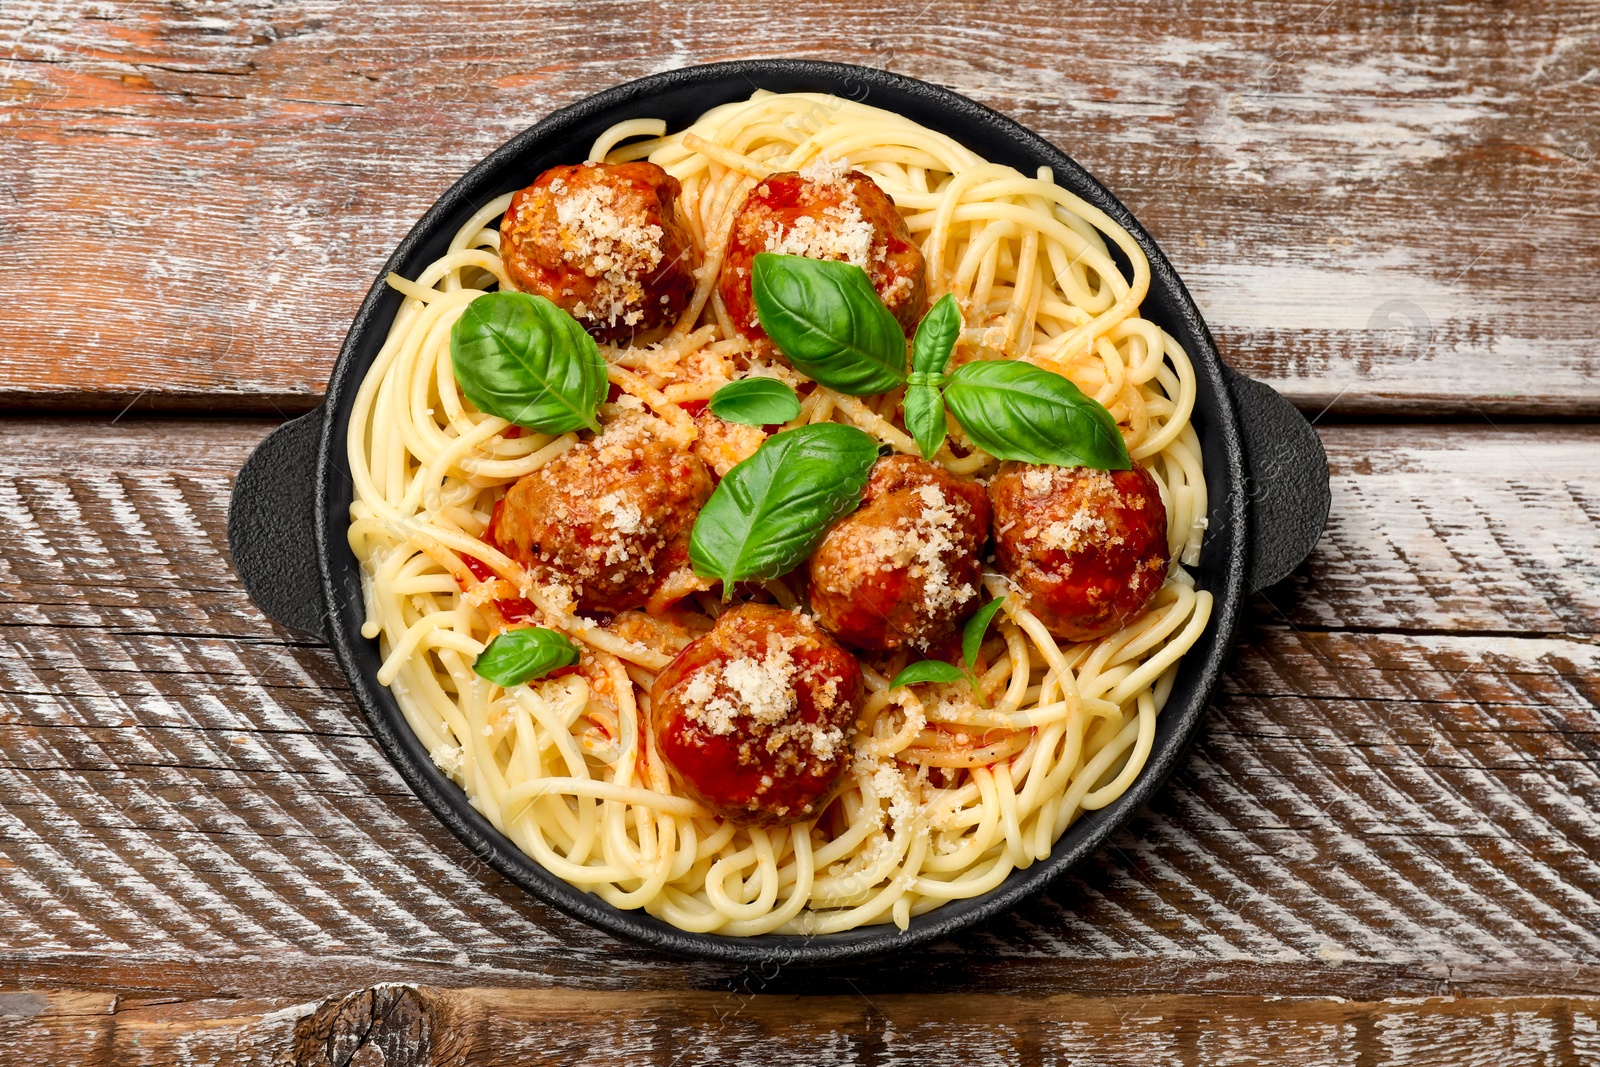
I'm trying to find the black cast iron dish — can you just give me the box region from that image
[228,60,1330,965]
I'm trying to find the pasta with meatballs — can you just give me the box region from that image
[348,91,1212,935]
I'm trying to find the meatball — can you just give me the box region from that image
[488,415,714,615]
[500,161,699,343]
[809,455,990,652]
[989,463,1169,643]
[650,603,862,826]
[719,168,926,342]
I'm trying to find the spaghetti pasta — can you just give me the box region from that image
[346,91,1213,935]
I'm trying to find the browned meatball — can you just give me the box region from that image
[989,463,1169,643]
[500,161,699,343]
[809,455,990,652]
[651,603,863,826]
[719,169,926,342]
[488,415,713,615]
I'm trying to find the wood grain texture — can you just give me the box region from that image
[4,984,1600,1066]
[1268,423,1600,636]
[0,417,1595,1038]
[1,1,1597,415]
[5,3,1598,1059]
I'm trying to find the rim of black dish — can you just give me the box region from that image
[311,59,1248,965]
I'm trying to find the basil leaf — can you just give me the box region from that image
[904,385,947,462]
[903,293,961,460]
[474,626,580,687]
[450,291,607,434]
[751,253,907,396]
[944,360,1131,470]
[688,423,879,589]
[961,596,1007,674]
[911,293,962,376]
[707,377,802,427]
[888,659,967,690]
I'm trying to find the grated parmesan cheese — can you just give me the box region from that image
[675,612,852,774]
[906,484,973,625]
[764,181,876,271]
[798,154,849,183]
[722,646,798,724]
[595,491,644,535]
[535,166,666,329]
[1026,467,1132,552]
[429,743,464,777]
[816,475,980,647]
[855,755,920,833]
[1021,468,1054,495]
[551,173,664,274]
[1039,508,1115,553]
[680,632,801,736]
[809,725,845,760]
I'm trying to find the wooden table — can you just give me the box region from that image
[2,3,1597,1064]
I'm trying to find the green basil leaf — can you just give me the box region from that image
[707,377,802,427]
[688,423,879,589]
[888,659,968,691]
[751,253,907,396]
[474,626,580,687]
[904,384,947,461]
[450,291,607,434]
[902,294,962,460]
[961,595,1007,674]
[911,293,962,375]
[944,360,1131,470]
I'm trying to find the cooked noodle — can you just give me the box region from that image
[346,91,1213,934]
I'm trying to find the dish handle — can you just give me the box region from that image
[228,409,330,640]
[221,375,1328,633]
[1221,366,1331,592]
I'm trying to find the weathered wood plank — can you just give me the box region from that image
[0,989,116,1067]
[3,984,1598,1066]
[13,951,1599,1008]
[0,417,1594,1006]
[5,623,1595,985]
[2,418,1595,638]
[1272,424,1600,636]
[1,2,1596,414]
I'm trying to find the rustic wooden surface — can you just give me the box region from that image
[2,1,1599,1063]
[2,0,1598,417]
[1,420,1597,1064]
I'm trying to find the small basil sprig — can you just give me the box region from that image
[450,291,607,434]
[474,626,580,687]
[962,596,1007,679]
[751,253,907,396]
[887,660,966,690]
[944,361,1130,470]
[689,423,879,592]
[887,596,1007,706]
[751,254,1127,469]
[904,293,961,460]
[707,377,802,427]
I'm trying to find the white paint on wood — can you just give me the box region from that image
[0,3,1596,412]
[0,420,1597,1000]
